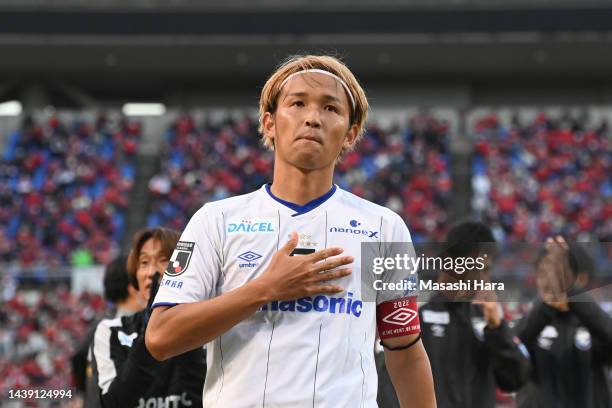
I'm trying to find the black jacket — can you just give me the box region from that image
[517,296,612,408]
[377,297,530,408]
[90,310,205,408]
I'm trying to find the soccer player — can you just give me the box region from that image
[146,55,436,407]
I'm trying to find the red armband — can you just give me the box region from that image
[376,296,420,340]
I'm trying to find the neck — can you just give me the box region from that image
[117,296,145,313]
[270,160,334,205]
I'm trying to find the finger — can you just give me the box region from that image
[312,268,352,283]
[312,255,354,273]
[544,237,556,252]
[308,284,344,295]
[309,247,344,262]
[554,235,569,250]
[281,232,299,255]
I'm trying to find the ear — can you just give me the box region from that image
[127,283,138,298]
[342,124,359,150]
[261,111,275,146]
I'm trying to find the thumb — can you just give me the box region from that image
[282,231,299,254]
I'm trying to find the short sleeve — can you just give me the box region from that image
[91,319,118,394]
[152,205,222,307]
[375,212,418,305]
[375,212,421,339]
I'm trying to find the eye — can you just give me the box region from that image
[325,105,338,113]
[292,100,304,107]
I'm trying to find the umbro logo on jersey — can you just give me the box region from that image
[329,219,379,238]
[165,241,194,277]
[227,218,275,233]
[381,307,418,326]
[237,251,262,268]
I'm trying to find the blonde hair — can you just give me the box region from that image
[258,55,369,156]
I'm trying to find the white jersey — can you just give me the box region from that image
[153,184,414,408]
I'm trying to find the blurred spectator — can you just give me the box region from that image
[0,113,141,266]
[517,238,612,408]
[471,112,611,242]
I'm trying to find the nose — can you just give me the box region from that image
[304,107,322,128]
[145,264,157,280]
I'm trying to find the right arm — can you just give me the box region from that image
[146,232,353,360]
[483,320,531,391]
[146,278,272,360]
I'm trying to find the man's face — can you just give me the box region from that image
[263,73,358,170]
[136,238,169,303]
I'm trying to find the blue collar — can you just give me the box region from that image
[265,183,337,216]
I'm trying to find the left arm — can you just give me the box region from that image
[379,215,435,407]
[383,334,436,408]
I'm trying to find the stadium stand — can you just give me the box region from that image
[0,286,105,400]
[0,107,609,405]
[147,114,274,231]
[0,114,141,267]
[470,111,611,243]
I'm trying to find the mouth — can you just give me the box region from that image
[296,134,322,144]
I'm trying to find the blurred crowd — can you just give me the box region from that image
[335,112,451,242]
[0,114,140,267]
[0,286,105,398]
[472,112,611,243]
[147,115,274,231]
[148,113,451,241]
[0,109,610,407]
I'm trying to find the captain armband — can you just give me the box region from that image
[376,296,421,340]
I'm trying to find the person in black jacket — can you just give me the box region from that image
[71,255,142,408]
[378,221,531,408]
[517,236,612,408]
[90,227,205,408]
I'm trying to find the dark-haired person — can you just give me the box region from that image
[379,221,530,408]
[71,255,140,408]
[517,236,612,408]
[91,227,205,408]
[104,254,144,315]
